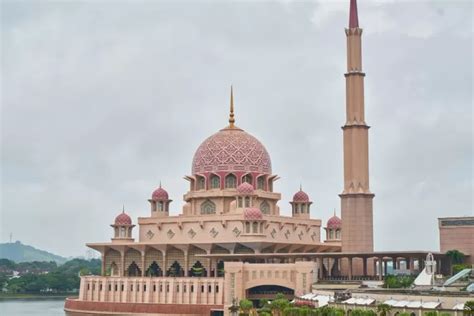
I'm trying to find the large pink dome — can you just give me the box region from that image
[192,127,272,174]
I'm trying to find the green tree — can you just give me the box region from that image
[239,299,253,316]
[270,293,290,316]
[446,249,465,275]
[376,304,392,316]
[464,300,474,315]
[424,312,438,316]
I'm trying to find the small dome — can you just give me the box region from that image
[152,186,169,201]
[115,212,132,226]
[237,182,254,195]
[327,215,342,229]
[244,207,263,220]
[293,190,310,203]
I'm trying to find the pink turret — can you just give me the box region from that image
[349,0,359,28]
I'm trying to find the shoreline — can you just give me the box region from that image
[0,293,75,300]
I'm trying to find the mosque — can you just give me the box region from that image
[64,1,456,315]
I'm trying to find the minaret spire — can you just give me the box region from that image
[349,0,359,28]
[228,85,235,128]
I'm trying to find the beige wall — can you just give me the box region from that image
[439,217,474,264]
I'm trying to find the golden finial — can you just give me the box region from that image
[228,85,235,128]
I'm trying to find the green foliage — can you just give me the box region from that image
[452,264,470,275]
[376,303,392,316]
[270,293,290,315]
[239,298,253,315]
[424,312,438,316]
[397,313,411,316]
[383,275,415,288]
[464,300,474,315]
[350,309,376,316]
[3,258,101,293]
[445,249,465,265]
[439,313,451,316]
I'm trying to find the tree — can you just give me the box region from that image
[377,303,392,316]
[270,293,290,316]
[446,250,465,274]
[464,301,474,315]
[239,299,253,316]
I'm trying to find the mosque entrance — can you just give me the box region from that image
[246,285,295,301]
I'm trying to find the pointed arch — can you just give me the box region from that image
[242,173,253,185]
[145,261,162,277]
[257,176,265,190]
[189,261,207,277]
[201,199,216,214]
[210,173,220,189]
[260,200,270,214]
[225,173,237,188]
[196,175,206,190]
[167,261,184,277]
[126,261,141,277]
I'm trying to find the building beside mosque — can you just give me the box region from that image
[64,1,457,315]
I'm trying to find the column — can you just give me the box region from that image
[348,257,353,280]
[383,259,388,276]
[378,257,383,281]
[120,250,126,277]
[362,257,367,277]
[101,252,106,276]
[392,257,397,271]
[317,257,323,279]
[141,251,146,277]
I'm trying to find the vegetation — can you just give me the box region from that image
[376,303,392,316]
[239,299,253,315]
[464,301,474,315]
[445,249,465,265]
[383,275,415,288]
[0,258,100,294]
[0,241,67,264]
[452,263,471,275]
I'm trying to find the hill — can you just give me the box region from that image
[0,241,68,264]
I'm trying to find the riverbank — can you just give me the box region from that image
[0,292,74,300]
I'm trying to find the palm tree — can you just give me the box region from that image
[464,300,474,315]
[376,303,392,316]
[239,298,253,316]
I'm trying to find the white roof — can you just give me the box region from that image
[342,298,375,306]
[383,300,398,306]
[406,301,423,308]
[422,302,440,309]
[393,300,410,307]
[452,303,465,310]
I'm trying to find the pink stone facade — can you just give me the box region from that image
[439,217,474,264]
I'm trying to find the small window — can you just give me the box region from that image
[225,174,236,188]
[197,176,205,190]
[121,284,124,291]
[166,284,169,292]
[210,175,220,189]
[184,285,187,293]
[245,197,250,207]
[201,285,205,293]
[130,284,133,291]
[87,284,90,290]
[115,284,118,291]
[238,197,243,208]
[158,201,164,212]
[191,285,194,293]
[143,285,146,292]
[215,285,219,293]
[176,285,179,292]
[252,222,258,233]
[108,284,111,291]
[242,174,252,184]
[246,222,250,233]
[99,284,102,291]
[329,229,334,239]
[159,284,163,292]
[260,201,270,214]
[153,285,156,292]
[208,285,212,292]
[257,177,265,190]
[201,200,216,214]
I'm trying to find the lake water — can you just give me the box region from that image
[0,298,66,316]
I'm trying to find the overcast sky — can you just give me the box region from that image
[1,0,472,258]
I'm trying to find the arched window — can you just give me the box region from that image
[242,174,252,184]
[301,204,306,213]
[336,230,341,239]
[158,201,164,212]
[260,223,264,233]
[329,229,334,239]
[257,177,265,190]
[294,204,298,214]
[244,197,250,207]
[225,174,236,188]
[201,200,216,214]
[120,227,126,238]
[238,197,243,208]
[189,261,207,277]
[252,222,258,233]
[146,261,163,277]
[245,222,250,233]
[167,261,184,277]
[210,175,220,189]
[197,176,205,190]
[260,201,270,214]
[127,261,141,277]
[110,262,118,276]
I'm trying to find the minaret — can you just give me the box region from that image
[340,0,374,255]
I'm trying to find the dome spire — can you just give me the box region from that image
[349,0,359,28]
[228,85,235,128]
